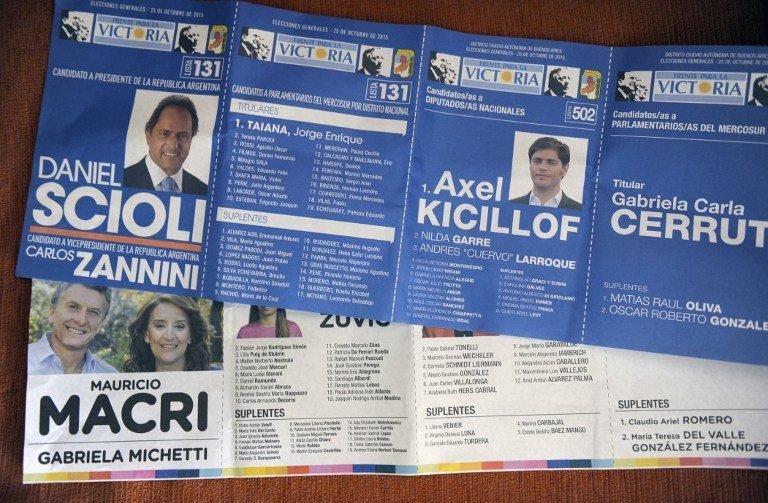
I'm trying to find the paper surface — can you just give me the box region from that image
[17,0,768,365]
[16,0,768,482]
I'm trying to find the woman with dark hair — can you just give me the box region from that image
[237,306,302,338]
[125,295,213,372]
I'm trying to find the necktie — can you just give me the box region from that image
[160,176,179,193]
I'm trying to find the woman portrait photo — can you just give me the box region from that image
[237,306,303,339]
[124,294,215,372]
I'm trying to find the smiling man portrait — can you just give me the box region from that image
[123,94,208,196]
[28,283,116,375]
[510,136,582,210]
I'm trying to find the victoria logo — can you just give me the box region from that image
[460,57,544,94]
[653,71,748,105]
[93,14,175,51]
[274,34,358,72]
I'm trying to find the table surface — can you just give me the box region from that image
[1,0,767,500]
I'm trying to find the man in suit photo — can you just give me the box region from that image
[174,25,201,54]
[357,47,386,76]
[59,10,91,42]
[615,71,650,102]
[509,136,582,210]
[428,52,458,85]
[238,27,271,60]
[123,95,208,196]
[27,283,116,375]
[544,67,571,97]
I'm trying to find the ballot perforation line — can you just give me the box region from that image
[391,24,427,326]
[580,46,613,344]
[201,0,239,301]
[210,0,239,472]
[387,25,427,468]
[603,347,615,459]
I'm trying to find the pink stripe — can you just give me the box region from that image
[702,458,751,467]
[110,470,156,479]
[503,460,548,469]
[309,464,354,474]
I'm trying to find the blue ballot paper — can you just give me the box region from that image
[17,0,768,365]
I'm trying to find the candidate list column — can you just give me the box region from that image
[206,4,422,321]
[584,46,768,365]
[394,28,610,340]
[221,307,417,472]
[414,333,611,469]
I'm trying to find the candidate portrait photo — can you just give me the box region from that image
[123,90,219,197]
[27,281,224,375]
[508,132,588,211]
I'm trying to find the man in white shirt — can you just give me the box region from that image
[510,136,582,210]
[123,95,208,196]
[28,283,117,375]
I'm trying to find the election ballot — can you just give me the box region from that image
[17,0,768,482]
[24,280,768,481]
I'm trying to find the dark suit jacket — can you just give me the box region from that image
[616,86,632,101]
[510,191,582,210]
[59,25,76,40]
[544,88,566,97]
[122,158,208,196]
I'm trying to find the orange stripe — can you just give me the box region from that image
[29,226,202,252]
